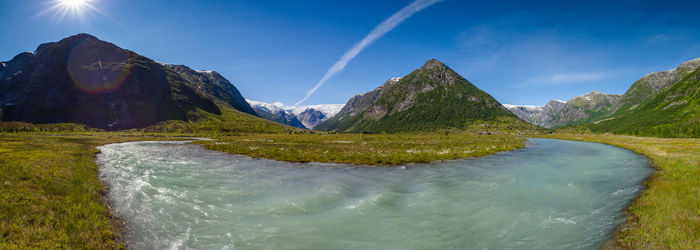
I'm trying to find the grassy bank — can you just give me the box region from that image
[0,133,180,249]
[0,130,529,247]
[200,132,527,165]
[536,134,699,249]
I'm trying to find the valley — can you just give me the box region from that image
[1,32,698,249]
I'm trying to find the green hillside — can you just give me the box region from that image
[587,63,700,137]
[317,59,539,133]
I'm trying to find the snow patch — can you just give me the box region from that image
[247,99,344,118]
[387,77,402,85]
[246,99,286,113]
[502,104,544,111]
[290,104,344,117]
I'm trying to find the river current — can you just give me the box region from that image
[97,138,652,249]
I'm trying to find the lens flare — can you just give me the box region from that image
[38,0,102,22]
[67,36,132,94]
[60,0,89,9]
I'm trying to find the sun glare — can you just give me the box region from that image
[59,0,89,9]
[41,0,99,21]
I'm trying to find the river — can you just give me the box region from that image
[97,138,652,249]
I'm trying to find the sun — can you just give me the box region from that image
[56,0,93,14]
[39,0,100,21]
[59,0,89,9]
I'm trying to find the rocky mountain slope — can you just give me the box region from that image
[162,64,257,116]
[504,92,622,128]
[291,104,344,129]
[503,100,565,128]
[615,57,700,112]
[316,59,536,133]
[246,100,343,129]
[506,57,699,137]
[588,57,700,137]
[246,100,306,128]
[0,33,278,131]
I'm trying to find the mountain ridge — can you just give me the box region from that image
[246,99,343,129]
[505,56,700,137]
[0,33,283,132]
[587,57,700,137]
[316,59,537,133]
[504,92,622,128]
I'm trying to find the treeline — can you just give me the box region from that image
[630,124,700,138]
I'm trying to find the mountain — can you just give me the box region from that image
[0,33,281,132]
[246,100,343,129]
[316,59,536,133]
[503,100,564,128]
[291,104,344,129]
[587,57,700,137]
[615,57,700,112]
[504,92,622,128]
[161,64,257,116]
[246,99,306,128]
[506,57,700,137]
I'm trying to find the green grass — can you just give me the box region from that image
[535,134,700,249]
[200,131,528,165]
[0,133,183,249]
[0,127,531,248]
[3,120,697,249]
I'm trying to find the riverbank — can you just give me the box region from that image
[198,132,528,165]
[0,133,183,248]
[535,134,700,249]
[6,132,693,248]
[98,138,649,249]
[0,132,527,247]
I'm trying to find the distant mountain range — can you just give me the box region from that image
[245,100,343,129]
[315,59,537,133]
[504,57,700,137]
[1,34,696,137]
[0,33,286,132]
[504,91,622,128]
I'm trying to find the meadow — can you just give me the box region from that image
[0,128,528,247]
[0,133,185,249]
[1,127,697,249]
[200,132,528,165]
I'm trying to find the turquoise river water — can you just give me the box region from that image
[96,138,653,249]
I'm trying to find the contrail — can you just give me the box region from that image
[294,0,443,106]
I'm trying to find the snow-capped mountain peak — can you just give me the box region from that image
[246,99,345,129]
[502,104,544,111]
[290,104,344,117]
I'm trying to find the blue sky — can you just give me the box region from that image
[1,0,700,106]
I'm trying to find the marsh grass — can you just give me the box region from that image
[537,134,700,249]
[200,132,527,165]
[0,133,181,249]
[5,123,695,249]
[0,130,527,248]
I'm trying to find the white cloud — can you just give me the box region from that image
[294,0,443,106]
